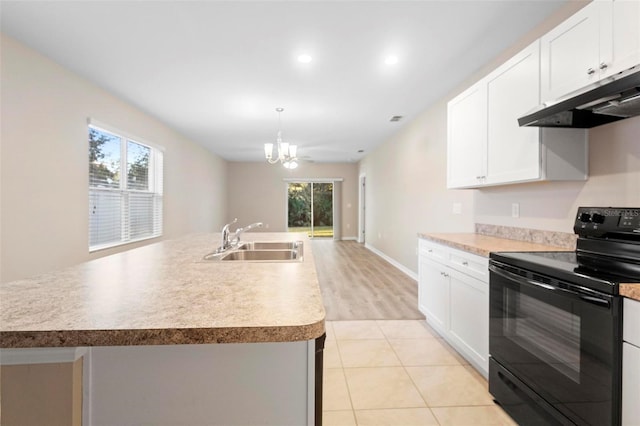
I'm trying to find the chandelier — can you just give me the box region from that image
[264,108,298,169]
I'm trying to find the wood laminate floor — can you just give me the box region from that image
[311,240,423,321]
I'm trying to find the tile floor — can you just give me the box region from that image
[322,320,516,426]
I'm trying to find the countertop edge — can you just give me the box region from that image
[418,232,570,258]
[620,283,640,302]
[0,318,326,348]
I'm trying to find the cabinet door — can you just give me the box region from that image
[609,0,640,75]
[540,1,602,102]
[418,257,449,335]
[447,82,487,189]
[623,343,640,425]
[485,41,541,185]
[448,269,489,376]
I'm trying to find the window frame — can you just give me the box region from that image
[88,119,164,252]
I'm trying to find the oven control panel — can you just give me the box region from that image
[574,207,640,237]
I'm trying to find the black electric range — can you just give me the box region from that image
[488,207,640,426]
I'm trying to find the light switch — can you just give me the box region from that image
[453,203,462,215]
[512,203,520,218]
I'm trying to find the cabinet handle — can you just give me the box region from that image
[462,261,469,266]
[599,62,608,70]
[428,249,433,253]
[587,67,596,75]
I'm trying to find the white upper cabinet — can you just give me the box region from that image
[485,41,541,185]
[541,1,604,102]
[447,41,588,189]
[541,0,640,103]
[447,82,487,188]
[610,0,640,75]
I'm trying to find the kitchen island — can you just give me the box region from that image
[0,232,326,425]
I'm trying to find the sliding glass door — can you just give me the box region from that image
[287,182,333,238]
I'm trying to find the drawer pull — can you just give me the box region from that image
[428,249,433,253]
[462,261,469,266]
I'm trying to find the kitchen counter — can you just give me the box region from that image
[418,232,569,257]
[0,232,326,348]
[419,232,640,302]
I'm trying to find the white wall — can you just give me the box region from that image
[226,162,358,239]
[0,35,227,282]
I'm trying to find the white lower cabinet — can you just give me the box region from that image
[418,239,489,377]
[623,298,640,425]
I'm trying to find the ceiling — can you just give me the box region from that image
[1,1,568,163]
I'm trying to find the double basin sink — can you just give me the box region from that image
[203,241,304,262]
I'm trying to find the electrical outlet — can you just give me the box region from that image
[265,223,270,229]
[452,203,462,215]
[512,203,520,218]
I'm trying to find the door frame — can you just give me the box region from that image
[283,178,343,239]
[358,173,366,244]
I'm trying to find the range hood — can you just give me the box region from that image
[518,66,640,128]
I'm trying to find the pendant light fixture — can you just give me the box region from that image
[264,108,298,169]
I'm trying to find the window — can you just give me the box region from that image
[88,123,163,251]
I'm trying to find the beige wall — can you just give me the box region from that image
[358,99,476,271]
[0,35,227,282]
[475,117,640,231]
[227,162,358,238]
[357,0,638,274]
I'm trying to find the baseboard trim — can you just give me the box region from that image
[341,237,358,241]
[364,243,418,281]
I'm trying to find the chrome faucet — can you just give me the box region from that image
[218,218,238,253]
[232,222,263,245]
[216,219,263,253]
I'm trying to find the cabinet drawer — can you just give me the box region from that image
[449,248,489,282]
[419,239,448,262]
[624,298,640,347]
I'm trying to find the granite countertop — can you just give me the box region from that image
[0,232,326,348]
[418,232,569,257]
[419,232,640,302]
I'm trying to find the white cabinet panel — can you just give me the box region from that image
[622,342,640,426]
[611,0,640,76]
[486,41,541,185]
[623,298,640,426]
[419,256,449,335]
[447,82,487,188]
[541,1,603,102]
[624,298,640,348]
[449,269,489,375]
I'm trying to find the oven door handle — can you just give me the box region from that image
[489,264,611,309]
[489,264,556,292]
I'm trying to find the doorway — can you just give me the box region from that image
[287,182,333,238]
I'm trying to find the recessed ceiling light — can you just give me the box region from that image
[297,54,313,63]
[384,55,399,65]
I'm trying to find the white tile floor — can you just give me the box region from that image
[323,320,516,426]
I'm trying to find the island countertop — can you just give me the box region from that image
[0,232,326,348]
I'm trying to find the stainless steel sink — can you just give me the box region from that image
[202,241,304,262]
[221,249,300,262]
[237,241,302,251]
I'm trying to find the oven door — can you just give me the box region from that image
[489,261,621,426]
